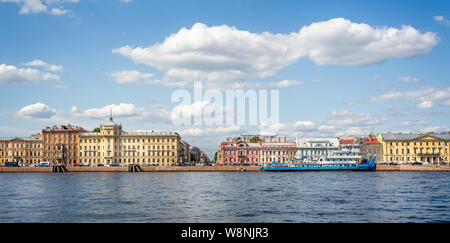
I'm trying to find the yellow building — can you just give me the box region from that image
[0,137,43,165]
[79,116,180,166]
[378,132,450,164]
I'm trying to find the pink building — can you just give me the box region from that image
[219,138,261,165]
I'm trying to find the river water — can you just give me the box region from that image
[0,171,449,222]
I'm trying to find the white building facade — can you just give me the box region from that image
[296,138,339,159]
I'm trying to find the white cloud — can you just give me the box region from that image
[69,103,172,124]
[108,70,188,87]
[398,120,429,127]
[365,86,450,109]
[1,0,78,15]
[293,120,315,129]
[259,120,315,135]
[70,103,138,119]
[397,76,419,83]
[0,63,60,84]
[434,15,450,26]
[17,102,56,119]
[113,19,437,87]
[21,59,64,72]
[49,7,70,16]
[268,80,304,88]
[179,125,241,137]
[421,126,449,133]
[434,16,445,22]
[318,125,335,132]
[109,69,305,89]
[329,109,383,126]
[297,18,437,66]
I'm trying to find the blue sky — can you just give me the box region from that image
[1,0,449,155]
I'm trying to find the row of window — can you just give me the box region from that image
[1,151,41,156]
[81,151,176,157]
[225,157,259,162]
[388,157,448,162]
[81,158,175,164]
[1,159,41,163]
[388,148,447,154]
[389,141,449,146]
[80,138,176,143]
[1,143,41,148]
[80,145,175,151]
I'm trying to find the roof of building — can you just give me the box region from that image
[339,139,356,144]
[43,124,85,132]
[261,142,297,148]
[381,133,450,141]
[0,137,42,142]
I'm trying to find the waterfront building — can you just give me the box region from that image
[228,134,287,143]
[296,137,339,159]
[220,137,261,165]
[179,140,191,165]
[378,132,450,164]
[261,142,297,164]
[79,116,180,166]
[359,135,382,163]
[0,137,42,165]
[42,124,85,166]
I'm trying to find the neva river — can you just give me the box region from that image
[0,172,449,223]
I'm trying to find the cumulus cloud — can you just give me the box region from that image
[397,76,419,83]
[21,59,64,72]
[108,70,188,87]
[113,18,438,87]
[109,69,305,90]
[398,120,429,127]
[69,103,172,124]
[17,102,56,119]
[1,0,78,15]
[179,125,241,137]
[0,63,60,84]
[70,103,138,119]
[170,101,233,125]
[421,126,449,133]
[362,86,450,109]
[329,109,383,126]
[434,15,450,26]
[259,120,316,135]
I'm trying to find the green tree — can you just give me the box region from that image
[92,127,100,132]
[249,136,262,143]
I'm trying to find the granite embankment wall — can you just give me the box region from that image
[1,165,450,173]
[376,164,450,171]
[0,166,260,173]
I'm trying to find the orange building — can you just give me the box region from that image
[42,124,85,166]
[0,137,42,166]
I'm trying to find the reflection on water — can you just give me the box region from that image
[0,172,449,222]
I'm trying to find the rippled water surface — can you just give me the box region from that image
[0,172,449,222]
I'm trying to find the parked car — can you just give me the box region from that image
[412,162,423,166]
[97,163,104,167]
[39,161,52,167]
